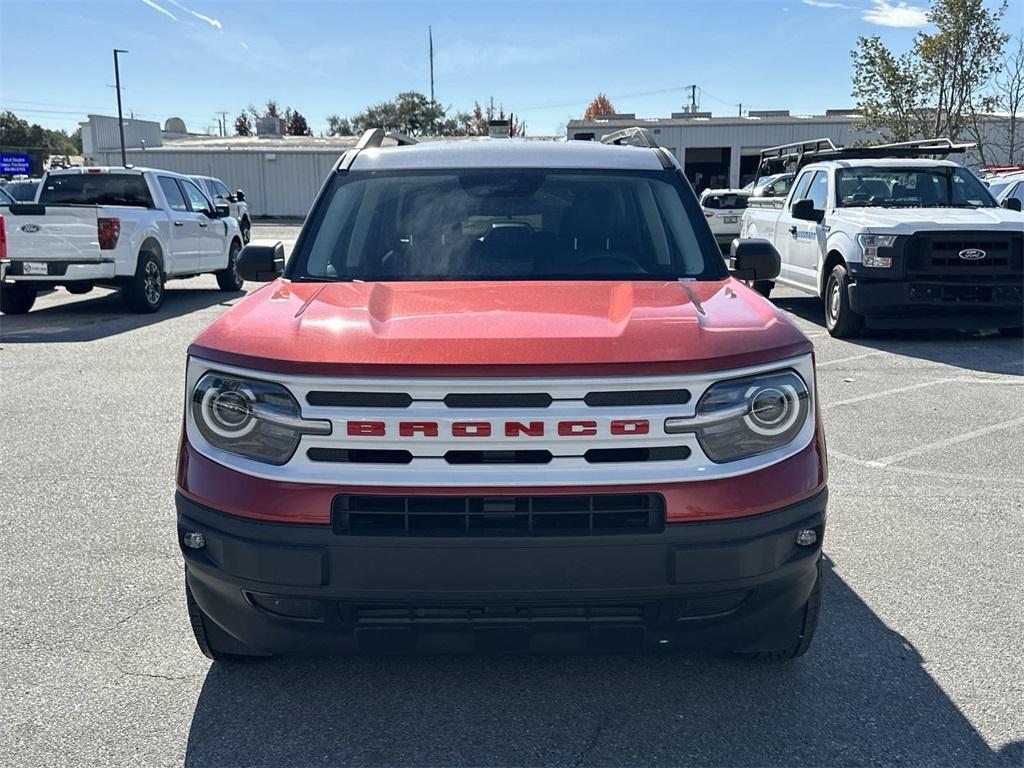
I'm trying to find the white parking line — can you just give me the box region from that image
[830,449,1024,484]
[816,350,886,368]
[823,377,1022,409]
[865,415,1024,467]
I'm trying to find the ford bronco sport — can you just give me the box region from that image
[177,128,828,661]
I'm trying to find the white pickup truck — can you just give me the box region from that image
[739,139,1024,337]
[1,167,245,315]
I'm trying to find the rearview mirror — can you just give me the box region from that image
[730,238,781,282]
[237,242,285,282]
[1002,197,1022,212]
[791,198,824,223]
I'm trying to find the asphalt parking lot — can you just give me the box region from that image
[1,222,1022,767]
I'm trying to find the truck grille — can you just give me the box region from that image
[907,232,1023,279]
[332,493,666,536]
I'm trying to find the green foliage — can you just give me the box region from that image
[234,112,252,136]
[851,0,1009,142]
[0,111,82,174]
[330,92,524,138]
[325,114,353,136]
[241,101,310,136]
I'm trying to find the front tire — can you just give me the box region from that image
[240,217,251,244]
[185,578,264,662]
[66,282,94,295]
[824,263,864,338]
[123,250,164,313]
[1,282,37,314]
[215,239,244,292]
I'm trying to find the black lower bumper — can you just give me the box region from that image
[848,279,1023,329]
[177,489,827,655]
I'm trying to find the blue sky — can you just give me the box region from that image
[0,0,1017,137]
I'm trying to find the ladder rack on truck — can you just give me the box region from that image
[755,137,974,177]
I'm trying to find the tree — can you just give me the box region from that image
[851,0,1008,142]
[0,111,82,173]
[970,34,1024,165]
[286,110,311,136]
[463,100,527,136]
[234,111,252,136]
[326,114,353,136]
[583,93,616,121]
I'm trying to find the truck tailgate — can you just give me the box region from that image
[5,205,102,262]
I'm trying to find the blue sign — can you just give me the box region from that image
[0,153,32,175]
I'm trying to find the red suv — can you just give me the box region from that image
[177,129,827,661]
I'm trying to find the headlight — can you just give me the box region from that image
[191,372,331,465]
[665,370,810,462]
[858,234,897,268]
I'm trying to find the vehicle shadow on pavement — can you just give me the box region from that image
[0,288,240,344]
[773,295,1023,376]
[184,560,1014,767]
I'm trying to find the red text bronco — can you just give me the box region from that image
[177,128,827,661]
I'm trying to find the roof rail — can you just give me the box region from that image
[600,127,659,149]
[756,136,974,177]
[337,128,418,171]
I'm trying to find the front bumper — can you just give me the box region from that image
[848,279,1023,328]
[178,487,827,655]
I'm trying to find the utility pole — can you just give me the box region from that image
[113,48,128,167]
[689,85,698,112]
[217,111,229,137]
[428,26,435,103]
[738,102,743,117]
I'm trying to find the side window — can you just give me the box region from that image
[158,176,188,212]
[180,179,211,213]
[1010,182,1024,205]
[214,180,231,199]
[806,171,829,211]
[789,171,814,208]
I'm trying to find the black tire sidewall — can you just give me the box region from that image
[216,240,244,291]
[1,282,37,314]
[825,264,863,337]
[127,251,164,312]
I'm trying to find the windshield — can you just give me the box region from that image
[3,180,39,202]
[0,186,14,204]
[289,168,726,282]
[836,166,997,208]
[38,173,153,207]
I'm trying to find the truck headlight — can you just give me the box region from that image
[665,370,810,462]
[191,372,331,465]
[858,234,897,268]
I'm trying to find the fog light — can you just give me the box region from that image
[182,531,206,550]
[795,528,817,547]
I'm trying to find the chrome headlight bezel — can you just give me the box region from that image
[858,233,897,268]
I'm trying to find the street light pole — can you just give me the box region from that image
[113,48,129,167]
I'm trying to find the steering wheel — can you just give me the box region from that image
[573,253,646,273]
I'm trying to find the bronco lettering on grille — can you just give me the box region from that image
[345,420,650,437]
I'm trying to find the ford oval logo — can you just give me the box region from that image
[959,248,986,260]
[20,224,40,233]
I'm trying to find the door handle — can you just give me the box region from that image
[198,221,208,228]
[789,226,798,236]
[173,221,184,227]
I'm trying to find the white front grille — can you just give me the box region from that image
[185,355,816,487]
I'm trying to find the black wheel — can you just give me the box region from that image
[216,239,244,292]
[998,326,1023,338]
[824,263,864,338]
[1,282,37,314]
[185,578,264,662]
[123,250,165,313]
[736,558,822,662]
[66,282,94,295]
[753,280,774,299]
[240,217,251,244]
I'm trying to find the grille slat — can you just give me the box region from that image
[333,493,665,536]
[907,232,1023,279]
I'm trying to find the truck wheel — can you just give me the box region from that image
[123,250,165,313]
[1,283,37,315]
[998,326,1023,338]
[66,282,94,295]
[185,579,265,662]
[215,240,244,292]
[240,217,251,244]
[753,280,774,299]
[735,557,822,662]
[824,264,864,338]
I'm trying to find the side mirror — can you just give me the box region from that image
[234,189,246,202]
[213,203,231,218]
[730,238,781,282]
[1002,197,1022,212]
[237,242,285,282]
[227,194,238,203]
[791,198,824,223]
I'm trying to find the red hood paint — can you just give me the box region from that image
[189,279,811,375]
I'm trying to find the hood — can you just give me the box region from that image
[189,279,811,376]
[834,206,1024,232]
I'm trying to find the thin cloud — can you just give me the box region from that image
[165,0,223,29]
[803,0,853,8]
[863,0,928,27]
[140,0,178,22]
[240,41,249,50]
